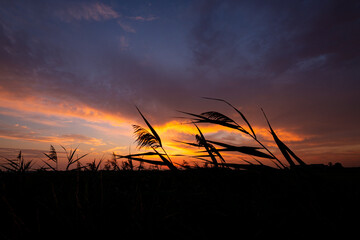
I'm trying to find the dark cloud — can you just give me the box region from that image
[187,0,360,127]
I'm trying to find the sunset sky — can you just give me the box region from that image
[0,0,359,168]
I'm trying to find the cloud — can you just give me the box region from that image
[55,2,158,33]
[117,20,136,33]
[127,16,158,21]
[119,35,130,50]
[0,109,64,127]
[189,0,360,77]
[0,122,105,146]
[59,134,105,146]
[57,2,120,22]
[289,54,328,73]
[187,0,360,119]
[117,14,159,33]
[0,89,129,127]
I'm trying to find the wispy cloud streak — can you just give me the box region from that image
[57,2,120,22]
[0,123,105,146]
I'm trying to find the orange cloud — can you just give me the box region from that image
[154,120,235,136]
[153,120,305,144]
[254,127,307,143]
[0,129,105,146]
[0,89,129,127]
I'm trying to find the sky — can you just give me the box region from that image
[0,0,359,168]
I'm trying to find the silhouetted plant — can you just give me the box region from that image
[176,123,225,168]
[1,151,34,172]
[103,160,111,171]
[121,157,134,170]
[2,99,306,173]
[61,145,88,171]
[106,153,120,171]
[179,97,306,169]
[43,145,58,171]
[261,108,307,168]
[85,158,103,171]
[114,107,177,171]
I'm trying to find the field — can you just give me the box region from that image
[1,167,360,239]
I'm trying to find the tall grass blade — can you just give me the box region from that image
[206,140,275,159]
[70,153,89,167]
[284,144,307,166]
[176,136,225,164]
[1,151,33,172]
[61,145,88,170]
[271,160,283,169]
[210,145,226,163]
[219,162,276,171]
[173,140,202,148]
[116,154,167,166]
[42,160,57,171]
[152,147,177,171]
[179,110,248,134]
[115,152,160,158]
[194,124,218,168]
[1,165,16,172]
[253,158,264,166]
[1,156,19,172]
[86,159,103,171]
[68,147,77,163]
[115,150,177,170]
[261,108,306,167]
[23,160,33,171]
[4,158,19,170]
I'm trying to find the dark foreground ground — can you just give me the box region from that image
[1,167,360,239]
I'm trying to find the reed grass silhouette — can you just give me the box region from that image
[1,151,33,172]
[0,98,306,172]
[178,97,306,169]
[42,145,58,171]
[111,98,306,171]
[113,107,178,171]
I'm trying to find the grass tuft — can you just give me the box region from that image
[1,151,34,172]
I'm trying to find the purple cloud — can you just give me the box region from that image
[57,2,120,22]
